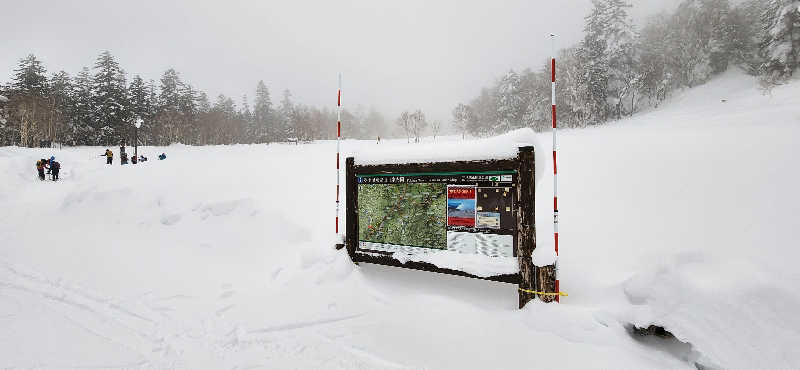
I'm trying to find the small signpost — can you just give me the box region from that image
[343,147,558,308]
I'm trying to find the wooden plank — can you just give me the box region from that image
[345,157,357,260]
[535,265,557,303]
[354,158,518,175]
[353,252,520,284]
[516,146,537,308]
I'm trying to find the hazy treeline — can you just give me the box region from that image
[0,51,392,147]
[453,0,800,136]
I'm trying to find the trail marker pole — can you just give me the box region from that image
[336,73,342,235]
[550,34,560,302]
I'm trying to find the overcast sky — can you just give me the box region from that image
[1,0,682,122]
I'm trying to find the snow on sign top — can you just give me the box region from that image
[350,128,541,166]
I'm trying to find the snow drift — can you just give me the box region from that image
[0,69,798,369]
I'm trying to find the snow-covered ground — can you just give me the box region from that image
[1,69,798,369]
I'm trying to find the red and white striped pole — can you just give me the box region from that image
[336,73,342,234]
[550,34,560,302]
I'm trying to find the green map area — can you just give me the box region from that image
[358,183,447,249]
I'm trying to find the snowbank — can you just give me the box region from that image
[350,129,540,165]
[391,250,519,278]
[349,129,545,186]
[0,69,798,369]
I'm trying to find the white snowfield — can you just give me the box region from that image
[0,69,798,369]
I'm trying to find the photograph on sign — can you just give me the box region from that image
[476,212,501,229]
[446,186,476,227]
[358,183,447,249]
[476,187,514,230]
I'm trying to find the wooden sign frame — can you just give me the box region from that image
[344,146,556,307]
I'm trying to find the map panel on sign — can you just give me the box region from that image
[358,183,447,249]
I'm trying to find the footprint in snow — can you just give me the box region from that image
[216,304,235,317]
[219,290,235,299]
[160,214,181,226]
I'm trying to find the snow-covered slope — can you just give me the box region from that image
[0,69,798,369]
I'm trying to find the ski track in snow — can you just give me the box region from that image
[0,260,401,369]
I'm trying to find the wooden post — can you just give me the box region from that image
[345,157,358,260]
[536,264,557,303]
[517,146,537,308]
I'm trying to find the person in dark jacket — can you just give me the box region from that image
[51,161,61,181]
[36,160,46,180]
[104,149,113,164]
[158,153,166,160]
[46,156,55,174]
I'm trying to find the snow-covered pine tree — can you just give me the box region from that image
[760,0,800,80]
[666,0,739,89]
[578,0,612,123]
[451,103,472,139]
[128,76,149,120]
[309,106,328,140]
[178,83,199,144]
[339,108,355,139]
[602,0,637,119]
[363,108,386,141]
[195,91,212,145]
[702,0,736,74]
[72,67,95,145]
[208,94,233,144]
[11,54,50,146]
[48,71,73,145]
[0,86,11,146]
[290,104,306,141]
[468,88,496,136]
[518,65,551,131]
[555,47,590,126]
[277,89,293,142]
[729,0,768,74]
[92,51,129,146]
[494,70,524,133]
[638,15,673,107]
[12,54,48,96]
[253,80,273,143]
[157,69,184,145]
[239,94,253,143]
[128,75,152,145]
[346,105,366,139]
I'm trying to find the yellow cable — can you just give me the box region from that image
[518,287,568,296]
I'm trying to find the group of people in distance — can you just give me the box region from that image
[34,146,169,182]
[35,156,60,181]
[102,145,166,165]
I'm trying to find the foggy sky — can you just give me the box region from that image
[0,0,682,123]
